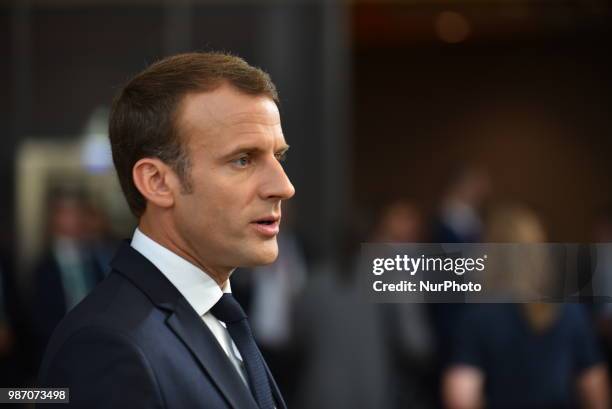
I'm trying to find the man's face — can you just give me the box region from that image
[171,84,295,273]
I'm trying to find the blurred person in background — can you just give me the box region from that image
[81,202,119,276]
[294,199,434,409]
[371,200,437,409]
[370,199,423,243]
[31,188,107,364]
[429,165,491,401]
[433,166,490,244]
[443,205,609,409]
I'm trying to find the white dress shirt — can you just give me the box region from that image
[130,228,248,386]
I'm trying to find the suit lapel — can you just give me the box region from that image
[167,297,259,409]
[111,242,259,409]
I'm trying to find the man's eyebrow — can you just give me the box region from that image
[221,143,290,159]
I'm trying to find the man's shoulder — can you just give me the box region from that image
[45,270,165,353]
[69,269,156,325]
[38,269,170,380]
[37,311,166,407]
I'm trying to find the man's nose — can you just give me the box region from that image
[260,158,295,201]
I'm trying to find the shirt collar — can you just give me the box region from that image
[130,228,231,316]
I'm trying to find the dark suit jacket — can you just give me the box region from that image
[38,241,286,409]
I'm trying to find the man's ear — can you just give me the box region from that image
[132,158,179,209]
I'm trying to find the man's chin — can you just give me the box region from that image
[241,242,279,267]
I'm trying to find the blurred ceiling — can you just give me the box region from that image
[6,0,609,46]
[353,0,612,46]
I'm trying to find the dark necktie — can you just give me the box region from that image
[210,294,275,409]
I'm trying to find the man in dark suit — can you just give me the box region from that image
[39,52,295,409]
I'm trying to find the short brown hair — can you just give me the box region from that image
[109,52,279,217]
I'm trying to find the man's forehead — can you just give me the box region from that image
[180,86,280,129]
[222,111,281,127]
[178,87,284,150]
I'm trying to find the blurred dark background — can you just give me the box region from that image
[353,1,612,242]
[1,0,612,408]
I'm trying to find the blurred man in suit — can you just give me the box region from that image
[32,191,107,363]
[39,52,295,409]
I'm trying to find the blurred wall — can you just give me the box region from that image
[353,1,612,241]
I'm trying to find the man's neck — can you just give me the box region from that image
[138,217,232,288]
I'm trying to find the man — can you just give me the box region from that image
[39,52,295,409]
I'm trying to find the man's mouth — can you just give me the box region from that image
[257,220,274,225]
[251,216,280,237]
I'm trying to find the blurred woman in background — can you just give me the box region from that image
[442,205,609,409]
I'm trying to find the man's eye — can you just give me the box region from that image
[232,156,251,167]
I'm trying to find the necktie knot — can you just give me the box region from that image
[210,293,247,324]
